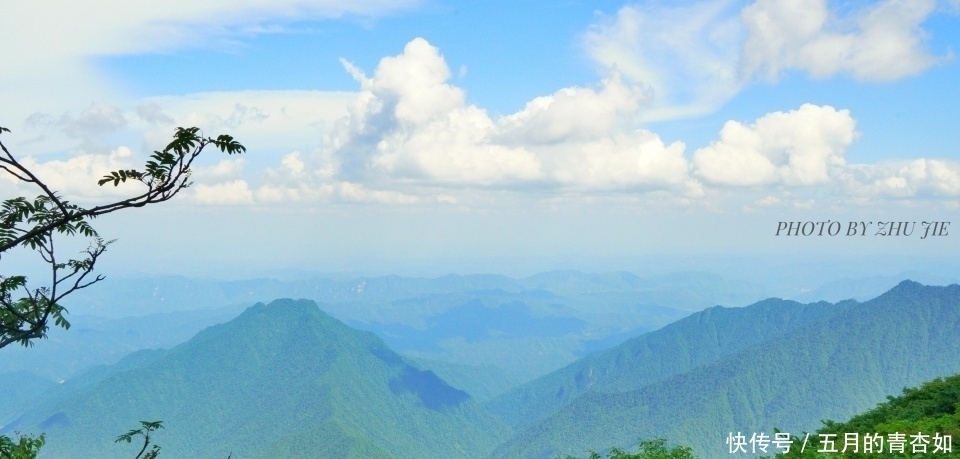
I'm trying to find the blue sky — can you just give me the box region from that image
[1,0,959,280]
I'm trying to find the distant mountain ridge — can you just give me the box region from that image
[485,297,857,430]
[491,281,960,459]
[47,270,756,385]
[66,270,764,319]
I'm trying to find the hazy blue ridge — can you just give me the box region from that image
[0,371,58,425]
[790,271,960,303]
[489,281,960,459]
[2,269,733,421]
[5,299,512,459]
[44,271,721,385]
[1,347,170,432]
[0,303,249,380]
[485,296,855,430]
[65,271,762,320]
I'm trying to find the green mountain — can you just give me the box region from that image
[491,281,960,459]
[486,297,854,430]
[3,299,511,459]
[775,373,960,458]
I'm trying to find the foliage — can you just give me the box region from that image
[0,433,44,459]
[0,125,243,349]
[560,438,698,459]
[771,373,960,459]
[115,421,164,459]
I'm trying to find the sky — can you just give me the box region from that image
[1,0,959,281]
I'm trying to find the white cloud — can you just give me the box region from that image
[3,146,141,201]
[193,179,254,205]
[536,131,691,191]
[693,104,857,186]
[325,38,691,192]
[755,195,781,207]
[5,89,354,170]
[740,0,943,81]
[496,73,651,144]
[0,0,419,143]
[252,181,417,204]
[359,39,466,126]
[281,152,306,176]
[330,39,545,186]
[195,158,247,181]
[0,1,419,67]
[334,181,418,204]
[583,1,742,120]
[368,106,545,185]
[580,0,948,120]
[144,90,353,151]
[838,159,960,198]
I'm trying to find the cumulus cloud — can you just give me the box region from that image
[740,0,944,81]
[281,152,306,176]
[329,39,544,185]
[838,159,960,198]
[4,146,141,200]
[496,72,651,144]
[536,131,691,191]
[323,38,691,193]
[693,104,857,186]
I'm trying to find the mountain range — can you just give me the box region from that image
[3,280,959,459]
[490,281,960,459]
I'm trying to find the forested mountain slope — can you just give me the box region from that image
[3,299,511,459]
[491,281,960,459]
[486,297,855,429]
[775,372,960,458]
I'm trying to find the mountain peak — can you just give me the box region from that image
[878,279,926,298]
[11,296,510,458]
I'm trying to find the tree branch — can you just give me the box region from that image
[0,126,244,350]
[0,140,70,216]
